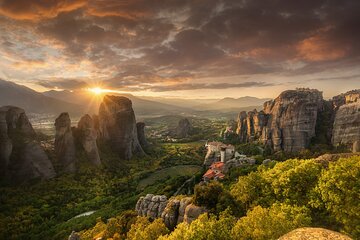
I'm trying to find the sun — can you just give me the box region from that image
[88,87,104,95]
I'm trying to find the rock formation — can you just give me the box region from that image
[98,95,144,159]
[175,118,193,138]
[279,227,352,240]
[135,194,168,219]
[135,194,202,229]
[136,122,148,148]
[236,89,324,152]
[0,106,55,182]
[55,112,76,172]
[183,204,207,224]
[161,198,180,230]
[332,96,360,149]
[77,114,101,165]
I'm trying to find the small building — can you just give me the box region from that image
[204,141,235,165]
[203,162,225,181]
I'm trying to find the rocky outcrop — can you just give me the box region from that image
[175,118,192,138]
[279,227,352,240]
[77,114,101,165]
[135,195,201,229]
[236,89,324,152]
[55,112,76,172]
[177,197,192,224]
[161,198,180,230]
[332,100,360,149]
[0,106,55,182]
[98,95,144,159]
[136,122,148,148]
[183,204,207,224]
[135,194,168,219]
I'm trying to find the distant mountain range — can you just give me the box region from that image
[196,96,271,111]
[0,79,82,115]
[0,79,269,118]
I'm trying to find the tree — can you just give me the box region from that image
[313,156,360,238]
[159,211,236,240]
[127,217,169,240]
[232,203,312,240]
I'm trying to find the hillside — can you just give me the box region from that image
[0,80,82,115]
[197,96,271,111]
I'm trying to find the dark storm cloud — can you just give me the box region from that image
[0,0,360,92]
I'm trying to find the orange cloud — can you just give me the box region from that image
[0,0,86,20]
[297,34,348,62]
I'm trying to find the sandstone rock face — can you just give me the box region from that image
[136,122,148,148]
[0,106,55,182]
[55,112,76,172]
[279,227,352,240]
[135,194,168,219]
[332,101,360,149]
[236,89,324,152]
[77,114,101,165]
[98,95,144,159]
[183,204,207,224]
[176,118,192,138]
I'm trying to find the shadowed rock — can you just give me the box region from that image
[176,118,193,138]
[98,95,144,159]
[77,114,101,165]
[0,106,55,182]
[136,122,148,148]
[55,112,76,172]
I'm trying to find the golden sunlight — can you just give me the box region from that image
[88,87,105,95]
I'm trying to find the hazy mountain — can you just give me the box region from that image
[197,96,271,111]
[0,79,82,115]
[140,96,219,109]
[43,90,193,118]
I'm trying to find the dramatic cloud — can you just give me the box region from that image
[0,0,359,97]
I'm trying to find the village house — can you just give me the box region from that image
[203,161,225,181]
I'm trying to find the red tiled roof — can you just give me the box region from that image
[210,161,224,170]
[203,169,216,179]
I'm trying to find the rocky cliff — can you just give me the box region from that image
[136,122,148,148]
[98,95,144,159]
[236,89,324,152]
[76,114,101,165]
[175,118,193,138]
[55,112,76,172]
[0,106,55,182]
[135,194,205,229]
[331,90,360,151]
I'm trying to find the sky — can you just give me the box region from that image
[0,0,359,99]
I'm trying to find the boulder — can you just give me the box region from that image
[183,204,207,224]
[0,106,55,182]
[55,112,76,172]
[136,122,148,148]
[77,114,101,165]
[279,227,352,240]
[353,140,360,153]
[68,231,80,240]
[98,95,144,159]
[175,118,192,138]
